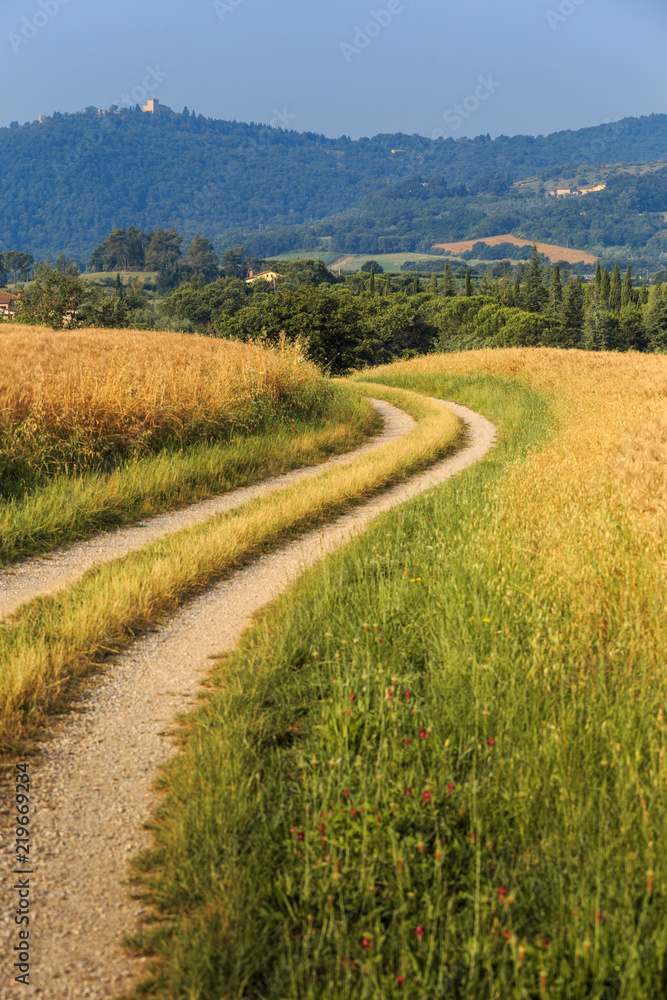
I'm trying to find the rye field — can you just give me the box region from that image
[125,348,667,1000]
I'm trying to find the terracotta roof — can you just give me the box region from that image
[0,290,17,305]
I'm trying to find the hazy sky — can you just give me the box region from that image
[2,0,666,139]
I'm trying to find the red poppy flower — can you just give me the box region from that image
[404,739,412,745]
[349,693,355,702]
[404,690,411,701]
[595,911,605,922]
[397,975,405,984]
[414,926,425,938]
[488,737,496,747]
[343,788,350,797]
[350,809,358,818]
[405,787,412,796]
[422,791,432,804]
[297,831,304,841]
[316,822,325,834]
[498,887,507,901]
[362,937,372,949]
[447,782,455,794]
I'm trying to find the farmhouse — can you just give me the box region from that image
[0,290,19,318]
[245,270,281,285]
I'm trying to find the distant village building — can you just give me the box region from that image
[549,183,607,198]
[142,98,172,115]
[245,270,281,285]
[0,290,19,318]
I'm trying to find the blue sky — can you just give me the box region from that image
[2,0,666,139]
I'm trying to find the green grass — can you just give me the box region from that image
[0,383,460,758]
[0,387,379,566]
[129,370,667,999]
[330,253,451,273]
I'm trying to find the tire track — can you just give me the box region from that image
[0,398,496,999]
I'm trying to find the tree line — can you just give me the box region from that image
[12,246,667,371]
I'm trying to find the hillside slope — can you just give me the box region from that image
[2,108,667,260]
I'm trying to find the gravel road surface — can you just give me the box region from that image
[0,398,495,999]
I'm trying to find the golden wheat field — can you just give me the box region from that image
[0,326,322,449]
[380,348,667,675]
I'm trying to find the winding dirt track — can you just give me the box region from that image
[0,396,496,1000]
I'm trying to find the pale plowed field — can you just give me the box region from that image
[432,234,599,265]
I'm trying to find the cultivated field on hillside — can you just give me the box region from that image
[328,252,453,273]
[134,349,667,1000]
[432,234,599,265]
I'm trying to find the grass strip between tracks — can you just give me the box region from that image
[129,355,667,1000]
[0,383,461,757]
[0,386,379,566]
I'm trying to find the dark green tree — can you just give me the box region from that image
[17,266,86,328]
[621,266,634,307]
[550,263,563,315]
[618,303,645,351]
[645,286,667,352]
[465,268,474,297]
[524,244,548,313]
[561,276,584,346]
[609,263,622,312]
[443,263,456,297]
[369,265,376,295]
[429,273,438,293]
[1,251,34,286]
[600,267,611,308]
[184,234,219,282]
[145,227,183,270]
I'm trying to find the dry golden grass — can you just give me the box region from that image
[374,348,667,676]
[0,384,461,752]
[0,326,323,456]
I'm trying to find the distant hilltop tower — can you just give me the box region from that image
[142,97,171,114]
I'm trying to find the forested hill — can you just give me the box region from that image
[2,107,667,260]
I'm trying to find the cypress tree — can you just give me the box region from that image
[443,263,456,297]
[562,276,584,347]
[525,244,547,313]
[430,273,438,293]
[594,262,602,294]
[369,265,375,295]
[465,268,474,297]
[645,286,667,352]
[550,264,563,315]
[609,263,622,312]
[513,273,522,308]
[600,267,611,308]
[412,276,420,295]
[384,274,391,296]
[621,266,633,307]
